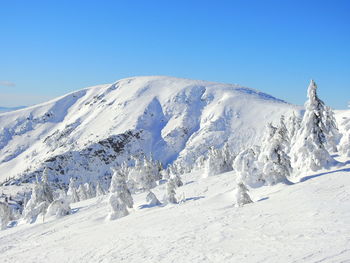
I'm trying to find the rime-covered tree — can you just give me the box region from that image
[128,156,157,192]
[0,202,12,230]
[67,178,79,203]
[259,123,278,164]
[222,142,235,168]
[323,105,341,152]
[234,182,253,207]
[276,115,290,152]
[161,167,171,180]
[77,184,88,201]
[288,112,302,143]
[165,178,177,204]
[233,147,263,187]
[260,124,292,185]
[204,146,232,177]
[95,181,106,197]
[142,157,159,189]
[291,80,335,172]
[107,168,133,220]
[22,168,54,223]
[109,168,133,209]
[107,194,129,220]
[41,168,54,202]
[339,132,350,157]
[194,155,206,171]
[45,190,71,219]
[84,182,96,199]
[169,165,183,188]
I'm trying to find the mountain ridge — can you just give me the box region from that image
[0,76,300,185]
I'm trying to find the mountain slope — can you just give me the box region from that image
[0,76,300,184]
[0,160,349,262]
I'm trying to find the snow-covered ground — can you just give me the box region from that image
[1,157,349,263]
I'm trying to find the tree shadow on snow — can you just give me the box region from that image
[138,196,205,209]
[185,196,205,202]
[138,203,166,209]
[300,167,350,183]
[257,197,269,202]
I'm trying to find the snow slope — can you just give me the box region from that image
[0,158,349,263]
[0,76,300,185]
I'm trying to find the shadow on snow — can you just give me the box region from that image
[138,196,205,209]
[299,167,350,183]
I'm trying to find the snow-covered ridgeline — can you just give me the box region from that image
[0,76,299,185]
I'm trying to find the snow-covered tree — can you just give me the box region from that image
[260,125,292,185]
[67,178,79,203]
[45,190,71,219]
[276,115,290,152]
[323,106,341,152]
[204,146,232,177]
[339,131,350,157]
[143,157,160,188]
[107,194,129,220]
[262,123,278,148]
[288,112,302,143]
[84,182,96,199]
[0,202,12,230]
[146,191,161,206]
[77,184,88,201]
[22,168,54,223]
[41,168,54,202]
[233,147,263,187]
[109,168,133,209]
[129,156,158,192]
[161,167,171,180]
[291,80,336,172]
[222,142,235,167]
[234,182,253,207]
[169,165,183,188]
[107,168,133,220]
[165,178,177,204]
[193,155,206,171]
[95,181,106,197]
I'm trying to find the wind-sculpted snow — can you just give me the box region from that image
[0,76,300,184]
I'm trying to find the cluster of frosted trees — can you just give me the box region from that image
[0,154,185,229]
[107,156,183,220]
[203,80,342,207]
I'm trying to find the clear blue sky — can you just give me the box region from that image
[1,0,349,108]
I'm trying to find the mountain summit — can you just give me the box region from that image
[0,76,299,184]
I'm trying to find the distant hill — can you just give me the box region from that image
[0,76,300,184]
[0,106,26,113]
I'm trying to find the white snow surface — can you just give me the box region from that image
[0,76,299,183]
[0,159,349,262]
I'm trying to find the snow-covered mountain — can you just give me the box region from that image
[1,77,349,263]
[0,76,300,185]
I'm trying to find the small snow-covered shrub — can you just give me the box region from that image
[234,182,253,207]
[146,191,161,206]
